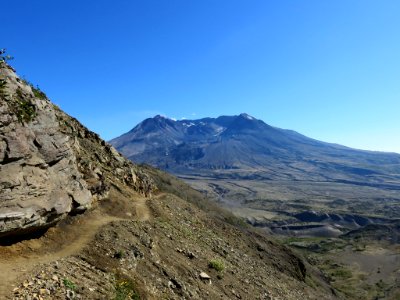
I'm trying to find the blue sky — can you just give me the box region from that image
[3,1,400,153]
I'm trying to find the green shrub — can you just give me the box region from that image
[208,259,225,272]
[63,278,77,291]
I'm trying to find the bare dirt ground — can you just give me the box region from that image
[327,243,400,299]
[282,236,400,299]
[0,213,120,295]
[336,244,400,284]
[0,190,153,298]
[0,185,337,299]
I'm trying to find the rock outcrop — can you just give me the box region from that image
[0,63,155,237]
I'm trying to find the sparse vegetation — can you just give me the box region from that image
[115,279,140,300]
[21,78,48,100]
[0,79,7,97]
[0,49,9,97]
[0,49,13,65]
[284,233,400,299]
[15,98,36,123]
[10,88,37,123]
[114,250,125,259]
[223,214,248,228]
[31,85,47,99]
[208,259,225,272]
[330,268,352,280]
[63,278,77,291]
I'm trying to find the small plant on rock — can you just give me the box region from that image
[115,279,140,300]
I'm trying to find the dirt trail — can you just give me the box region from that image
[135,198,151,221]
[0,194,155,296]
[134,193,166,222]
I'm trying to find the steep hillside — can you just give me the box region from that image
[0,63,154,237]
[0,63,337,299]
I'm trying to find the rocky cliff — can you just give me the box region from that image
[0,63,154,237]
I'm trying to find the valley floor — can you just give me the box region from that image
[179,175,400,299]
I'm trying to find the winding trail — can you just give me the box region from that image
[0,195,155,297]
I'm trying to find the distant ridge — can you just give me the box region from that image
[110,114,400,187]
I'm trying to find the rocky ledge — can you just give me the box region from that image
[0,63,155,237]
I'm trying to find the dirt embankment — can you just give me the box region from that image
[0,186,336,300]
[0,187,154,298]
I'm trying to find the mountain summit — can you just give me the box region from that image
[110,114,400,186]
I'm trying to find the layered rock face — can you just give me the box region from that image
[0,64,154,236]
